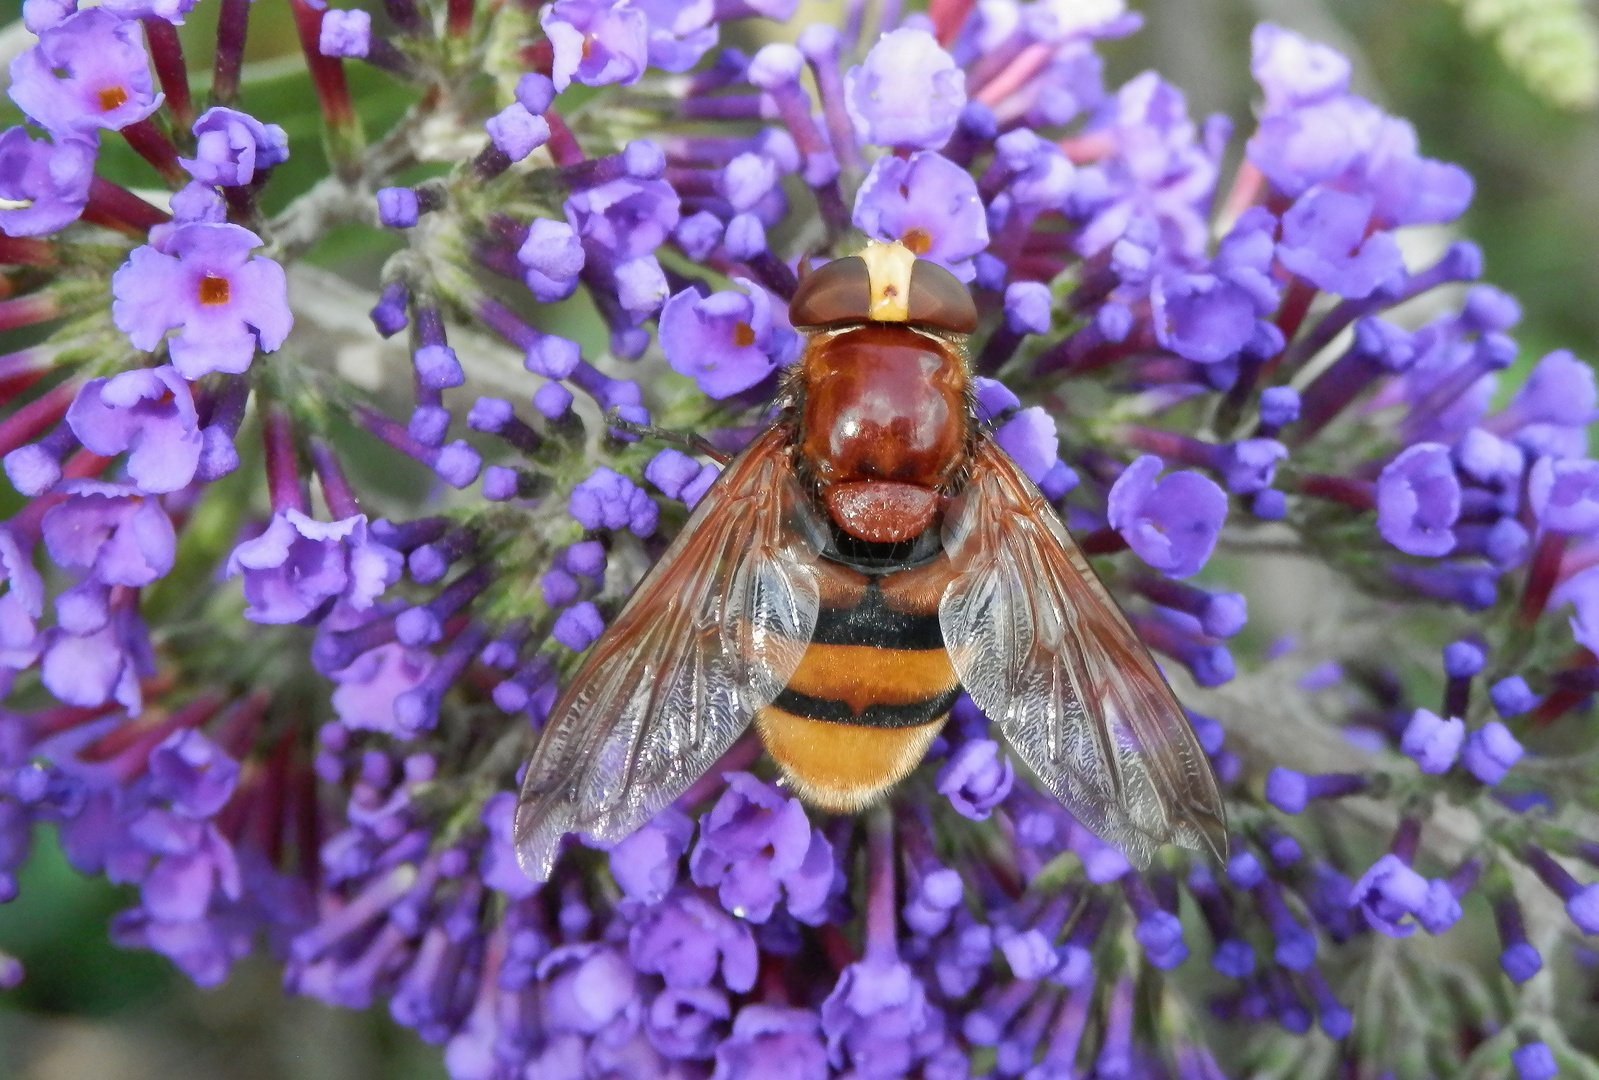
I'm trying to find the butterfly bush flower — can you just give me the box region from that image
[659,279,797,398]
[845,28,966,150]
[0,127,95,237]
[0,1,1596,1076]
[178,107,289,188]
[1107,455,1227,578]
[111,223,292,378]
[8,9,162,135]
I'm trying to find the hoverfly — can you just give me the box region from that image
[514,239,1226,881]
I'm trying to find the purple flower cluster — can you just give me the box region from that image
[1,0,1597,1076]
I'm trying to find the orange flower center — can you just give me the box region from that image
[900,228,932,255]
[97,85,129,112]
[733,322,757,348]
[198,275,231,306]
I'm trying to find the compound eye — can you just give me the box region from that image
[789,256,871,328]
[907,260,978,334]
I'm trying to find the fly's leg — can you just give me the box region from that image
[606,410,734,465]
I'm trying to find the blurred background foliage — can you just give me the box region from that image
[1,0,1597,1076]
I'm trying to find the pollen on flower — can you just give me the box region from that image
[97,85,129,112]
[198,274,231,305]
[733,322,757,348]
[901,228,933,255]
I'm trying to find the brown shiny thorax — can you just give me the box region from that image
[796,323,970,544]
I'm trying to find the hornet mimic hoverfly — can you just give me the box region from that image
[514,240,1227,880]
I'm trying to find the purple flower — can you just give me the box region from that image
[0,529,45,658]
[518,218,586,302]
[844,28,966,150]
[1349,854,1428,937]
[819,957,942,1077]
[226,512,401,624]
[645,449,719,508]
[65,366,202,494]
[718,152,779,213]
[973,377,1019,421]
[647,986,730,1059]
[659,280,795,399]
[1072,73,1218,264]
[993,407,1061,485]
[1417,878,1464,934]
[713,1005,830,1080]
[1362,115,1474,228]
[111,224,293,380]
[1134,909,1188,969]
[552,601,605,651]
[1149,270,1266,365]
[1260,386,1301,429]
[1263,768,1308,814]
[1399,708,1464,774]
[485,104,551,162]
[569,467,659,536]
[1220,439,1288,495]
[690,773,834,924]
[1499,348,1597,434]
[1106,455,1228,579]
[0,126,95,237]
[149,730,240,819]
[1460,721,1523,786]
[1376,443,1461,557]
[1250,23,1351,113]
[1512,1043,1558,1080]
[179,108,290,188]
[1528,457,1599,534]
[1245,27,1471,228]
[1566,884,1599,935]
[1004,281,1053,335]
[609,807,694,904]
[1276,187,1404,298]
[851,152,988,279]
[8,9,162,136]
[935,739,1014,821]
[564,177,681,264]
[1501,941,1542,984]
[478,791,540,899]
[537,943,638,1035]
[376,187,419,229]
[40,607,150,711]
[318,9,371,58]
[633,0,717,73]
[629,890,758,992]
[991,128,1077,219]
[42,482,176,587]
[1443,640,1486,678]
[1491,676,1539,718]
[542,0,649,93]
[99,0,201,24]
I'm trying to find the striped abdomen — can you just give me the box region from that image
[755,555,960,811]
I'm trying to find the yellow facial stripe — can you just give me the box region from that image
[860,239,915,322]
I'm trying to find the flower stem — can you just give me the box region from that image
[211,0,252,106]
[142,18,194,133]
[83,177,171,235]
[1517,530,1569,629]
[310,438,361,519]
[119,119,187,186]
[864,804,897,963]
[263,408,308,515]
[288,0,364,179]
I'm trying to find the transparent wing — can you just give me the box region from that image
[515,427,824,881]
[939,438,1227,867]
